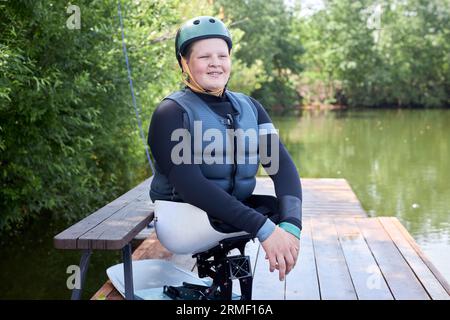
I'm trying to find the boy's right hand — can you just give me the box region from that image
[261,226,300,281]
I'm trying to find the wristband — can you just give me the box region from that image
[279,222,301,239]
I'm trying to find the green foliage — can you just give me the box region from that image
[227,58,267,96]
[0,0,182,232]
[252,77,302,114]
[298,0,450,108]
[226,29,268,95]
[215,0,305,112]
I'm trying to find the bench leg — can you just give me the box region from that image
[122,243,135,300]
[71,249,92,300]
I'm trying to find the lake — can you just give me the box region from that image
[0,108,448,299]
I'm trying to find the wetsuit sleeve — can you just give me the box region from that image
[148,100,274,238]
[250,97,303,232]
[148,99,185,175]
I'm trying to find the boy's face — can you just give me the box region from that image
[186,38,231,91]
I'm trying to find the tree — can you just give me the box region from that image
[215,0,305,113]
[297,0,450,108]
[0,0,182,232]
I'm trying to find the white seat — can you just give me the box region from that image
[154,200,248,254]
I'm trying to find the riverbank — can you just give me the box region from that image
[301,102,347,111]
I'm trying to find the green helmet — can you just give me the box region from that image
[175,16,232,68]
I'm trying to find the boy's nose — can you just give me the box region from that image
[209,55,220,66]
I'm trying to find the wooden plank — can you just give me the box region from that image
[304,190,362,196]
[305,203,363,208]
[92,281,116,300]
[255,178,353,194]
[304,210,365,216]
[304,206,364,212]
[285,217,321,300]
[306,202,361,208]
[254,178,366,218]
[379,217,450,300]
[390,217,450,295]
[303,179,349,188]
[251,239,285,300]
[304,206,364,210]
[356,218,430,300]
[334,218,393,300]
[78,192,154,250]
[304,205,365,210]
[134,233,172,260]
[310,217,357,300]
[54,178,151,249]
[305,213,365,217]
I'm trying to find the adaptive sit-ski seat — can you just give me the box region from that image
[154,200,254,300]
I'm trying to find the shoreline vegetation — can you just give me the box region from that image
[302,104,345,111]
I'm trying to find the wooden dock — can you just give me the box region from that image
[92,178,450,300]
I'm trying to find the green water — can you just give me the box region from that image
[0,216,123,299]
[0,109,448,299]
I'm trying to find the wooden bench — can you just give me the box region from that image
[53,178,154,300]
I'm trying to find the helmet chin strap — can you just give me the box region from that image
[180,56,225,97]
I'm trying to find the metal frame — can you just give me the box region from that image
[164,235,254,300]
[71,243,136,300]
[71,249,92,300]
[122,243,135,300]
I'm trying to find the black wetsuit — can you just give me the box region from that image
[148,88,302,237]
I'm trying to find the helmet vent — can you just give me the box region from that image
[209,18,216,23]
[193,20,200,25]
